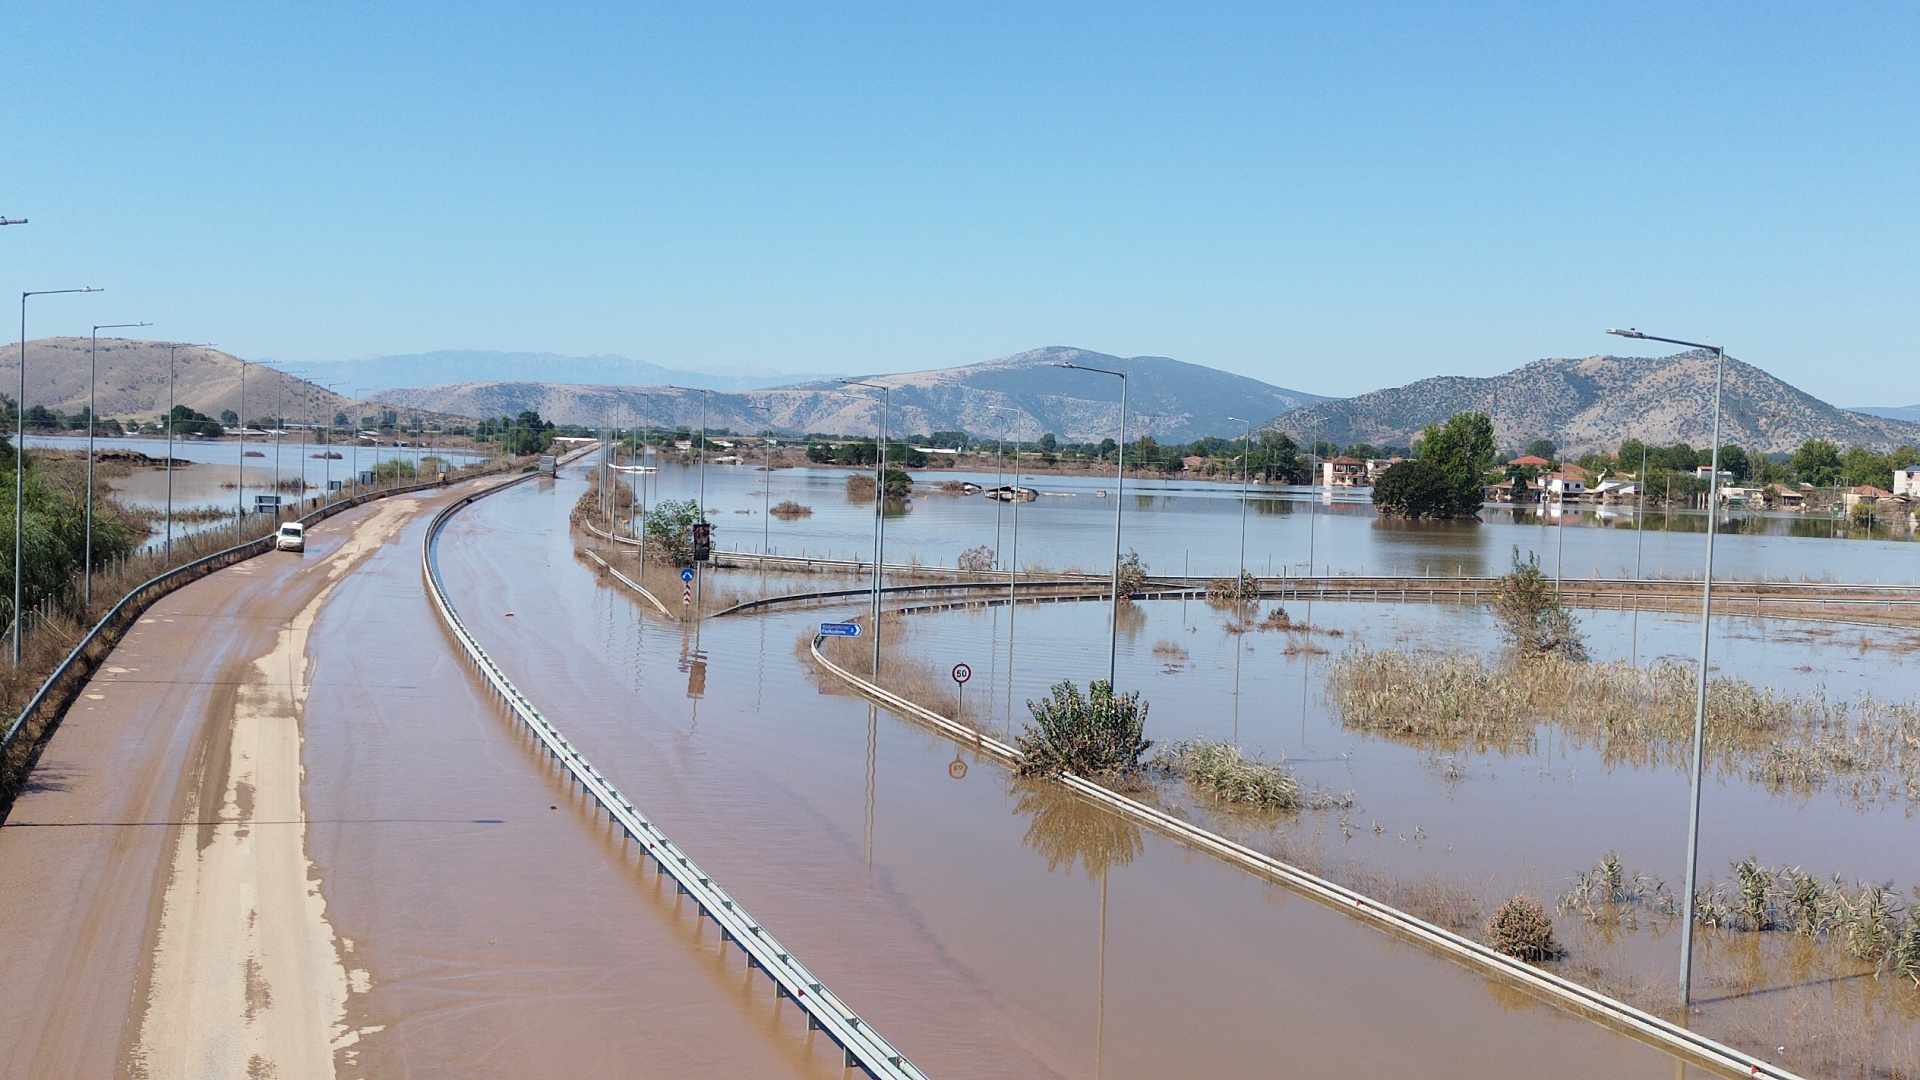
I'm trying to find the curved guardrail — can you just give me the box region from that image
[424,456,926,1080]
[807,634,1802,1080]
[1,465,502,815]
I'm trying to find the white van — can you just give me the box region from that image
[275,522,305,553]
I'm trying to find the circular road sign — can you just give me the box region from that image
[680,567,695,584]
[950,662,972,685]
[948,757,969,780]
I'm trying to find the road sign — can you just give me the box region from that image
[680,567,695,584]
[819,622,861,637]
[948,757,968,780]
[950,662,972,685]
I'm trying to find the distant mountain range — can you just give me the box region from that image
[374,346,1326,441]
[1848,403,1920,423]
[1273,352,1920,455]
[293,350,833,398]
[3,338,426,426]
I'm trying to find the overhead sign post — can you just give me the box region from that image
[819,622,861,638]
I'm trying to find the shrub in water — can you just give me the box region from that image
[1486,896,1559,961]
[957,544,995,572]
[1015,680,1152,780]
[1151,739,1302,810]
[1489,548,1587,660]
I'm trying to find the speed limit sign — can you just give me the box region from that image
[951,663,972,685]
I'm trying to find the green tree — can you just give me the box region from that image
[1839,446,1890,489]
[169,404,223,437]
[219,408,240,427]
[881,465,913,498]
[1791,439,1843,486]
[643,498,709,566]
[332,411,350,428]
[1717,444,1751,482]
[1413,411,1496,516]
[1525,438,1558,461]
[1371,459,1457,518]
[1038,432,1058,453]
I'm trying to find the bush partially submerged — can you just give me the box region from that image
[769,499,813,518]
[1116,549,1148,597]
[1489,548,1586,660]
[957,544,995,572]
[1015,679,1152,780]
[1486,896,1559,960]
[1206,571,1260,604]
[1147,739,1348,811]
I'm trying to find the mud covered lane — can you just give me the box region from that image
[0,476,837,1079]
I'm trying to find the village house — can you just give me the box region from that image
[1321,456,1368,487]
[1763,483,1806,510]
[1508,454,1551,470]
[1843,485,1894,511]
[1895,464,1920,499]
[1590,479,1638,502]
[1365,457,1404,482]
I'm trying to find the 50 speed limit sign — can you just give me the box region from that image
[950,662,972,685]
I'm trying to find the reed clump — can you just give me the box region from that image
[957,544,994,572]
[1150,738,1354,812]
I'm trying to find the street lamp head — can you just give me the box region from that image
[1606,328,1648,340]
[96,321,152,332]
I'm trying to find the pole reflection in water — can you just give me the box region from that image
[865,703,878,869]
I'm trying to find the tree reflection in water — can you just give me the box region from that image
[1013,781,1142,879]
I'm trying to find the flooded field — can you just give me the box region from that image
[429,463,1731,1077]
[615,458,1920,584]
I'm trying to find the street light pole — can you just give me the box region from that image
[1056,361,1128,690]
[1228,415,1254,586]
[842,380,892,677]
[237,359,247,516]
[16,287,103,664]
[1608,327,1727,1009]
[162,343,214,559]
[85,322,150,609]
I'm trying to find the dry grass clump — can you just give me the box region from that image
[1328,647,1920,794]
[1151,639,1189,663]
[769,499,813,518]
[845,473,876,499]
[1486,896,1560,960]
[1557,852,1679,927]
[1152,740,1302,810]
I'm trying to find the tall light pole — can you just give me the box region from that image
[842,380,892,677]
[987,404,1024,734]
[1608,326,1727,1009]
[236,359,248,515]
[16,287,103,664]
[667,386,714,614]
[1056,361,1128,689]
[1228,415,1254,586]
[85,322,150,608]
[163,342,214,558]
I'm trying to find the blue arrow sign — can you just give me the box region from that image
[819,622,861,637]
[680,567,695,584]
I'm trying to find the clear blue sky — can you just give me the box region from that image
[4,3,1914,403]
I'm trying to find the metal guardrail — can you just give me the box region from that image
[424,457,926,1080]
[578,548,673,618]
[0,465,501,810]
[807,635,1803,1080]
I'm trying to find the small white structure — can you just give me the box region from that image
[1894,465,1920,498]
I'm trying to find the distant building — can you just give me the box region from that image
[1181,455,1207,473]
[1763,483,1806,510]
[1508,454,1551,469]
[1844,485,1894,510]
[1590,480,1638,502]
[1321,456,1367,487]
[1693,464,1735,483]
[1544,471,1587,500]
[1365,457,1404,482]
[1894,465,1920,499]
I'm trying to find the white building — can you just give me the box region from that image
[1895,465,1920,498]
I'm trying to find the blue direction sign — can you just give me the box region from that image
[680,567,695,584]
[819,622,861,638]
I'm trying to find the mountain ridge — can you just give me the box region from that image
[1272,352,1920,455]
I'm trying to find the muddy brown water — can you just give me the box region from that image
[430,465,1710,1076]
[0,479,835,1078]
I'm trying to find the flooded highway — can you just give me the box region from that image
[0,475,838,1078]
[432,459,1713,1077]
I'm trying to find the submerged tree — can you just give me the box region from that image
[1489,548,1587,660]
[1015,679,1152,780]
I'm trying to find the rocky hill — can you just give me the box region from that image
[2,338,445,427]
[1272,351,1920,455]
[375,346,1324,441]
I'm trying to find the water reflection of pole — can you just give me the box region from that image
[1095,865,1107,1080]
[1607,327,1727,1009]
[864,703,878,867]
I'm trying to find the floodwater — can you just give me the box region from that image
[613,457,1920,583]
[432,463,1710,1077]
